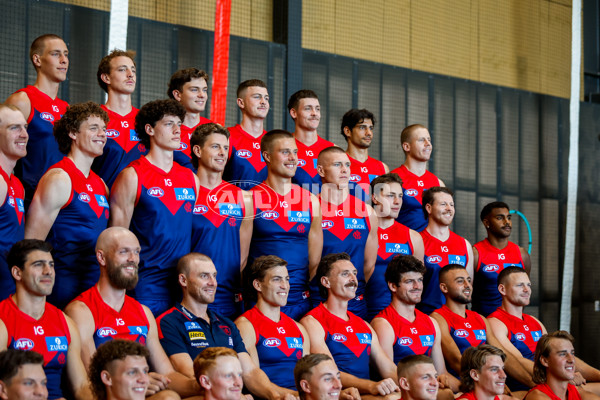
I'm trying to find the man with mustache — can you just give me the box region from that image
[66,227,199,398]
[457,345,511,400]
[472,202,531,316]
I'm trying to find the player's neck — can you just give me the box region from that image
[183,112,200,128]
[377,215,395,229]
[145,147,174,173]
[12,292,46,320]
[324,297,350,321]
[445,300,467,317]
[34,75,61,99]
[0,154,18,178]
[403,158,428,176]
[472,387,497,400]
[486,235,509,249]
[426,223,450,241]
[500,301,524,319]
[346,146,369,163]
[96,279,126,312]
[105,92,133,116]
[545,376,570,400]
[68,152,94,178]
[320,183,349,206]
[196,168,223,190]
[240,116,264,138]
[265,174,293,196]
[256,299,281,322]
[293,127,318,146]
[180,298,209,322]
[392,299,417,322]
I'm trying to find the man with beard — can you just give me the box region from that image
[66,227,200,398]
[472,202,531,316]
[457,345,511,400]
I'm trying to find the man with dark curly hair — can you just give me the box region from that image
[24,101,109,308]
[110,99,198,316]
[0,349,47,400]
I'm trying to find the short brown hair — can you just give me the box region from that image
[0,349,44,384]
[260,129,294,155]
[533,331,575,384]
[288,89,318,112]
[54,102,108,155]
[316,253,351,300]
[243,255,288,302]
[29,34,64,69]
[400,124,427,148]
[168,68,209,99]
[460,345,506,393]
[294,353,333,400]
[190,123,230,170]
[237,79,267,98]
[177,252,213,278]
[397,354,435,380]
[421,186,454,220]
[317,146,345,165]
[193,347,238,393]
[97,49,137,93]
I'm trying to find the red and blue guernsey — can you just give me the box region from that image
[46,157,109,309]
[472,239,525,316]
[128,156,196,315]
[392,165,442,232]
[0,168,25,300]
[72,285,150,348]
[434,305,487,376]
[92,106,145,189]
[223,125,267,190]
[174,117,213,172]
[192,181,246,319]
[374,305,435,364]
[316,194,370,319]
[366,222,415,320]
[249,184,312,319]
[0,297,71,400]
[419,229,469,314]
[242,307,304,389]
[14,86,68,203]
[307,303,372,380]
[526,383,582,400]
[488,308,543,361]
[347,154,386,197]
[292,136,334,193]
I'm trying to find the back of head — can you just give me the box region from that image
[97,49,137,93]
[294,353,333,400]
[168,68,209,99]
[243,255,287,302]
[193,347,238,387]
[237,79,267,98]
[190,123,230,169]
[30,34,64,69]
[480,201,510,222]
[7,239,53,277]
[340,109,375,141]
[316,253,351,300]
[533,331,574,384]
[385,255,426,286]
[0,349,44,383]
[397,354,435,380]
[54,102,109,155]
[260,129,293,155]
[288,89,319,112]
[421,186,454,220]
[135,99,186,148]
[460,345,506,393]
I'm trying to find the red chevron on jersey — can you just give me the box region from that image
[251,183,312,232]
[102,105,142,153]
[347,154,386,193]
[488,308,543,361]
[133,157,196,216]
[0,168,25,224]
[244,307,303,358]
[227,124,267,173]
[527,383,582,400]
[434,305,487,354]
[393,165,440,204]
[194,181,246,228]
[295,136,334,178]
[377,222,413,259]
[320,194,370,241]
[178,117,214,159]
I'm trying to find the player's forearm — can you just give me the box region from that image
[167,371,201,397]
[243,367,281,400]
[340,372,378,395]
[576,358,600,381]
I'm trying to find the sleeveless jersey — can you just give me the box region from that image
[46,157,109,309]
[0,168,25,300]
[0,297,71,399]
[174,117,213,172]
[366,222,415,319]
[458,392,500,400]
[14,86,68,202]
[292,136,334,193]
[307,303,372,380]
[526,384,581,400]
[223,125,267,190]
[249,184,312,319]
[242,307,304,389]
[128,156,196,311]
[73,285,150,348]
[392,165,442,232]
[419,229,469,314]
[92,106,145,189]
[316,194,371,318]
[488,308,543,361]
[192,181,246,318]
[472,239,525,316]
[434,305,487,376]
[347,154,386,195]
[374,305,435,364]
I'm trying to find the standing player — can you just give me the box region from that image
[366,173,424,318]
[0,349,47,400]
[288,90,333,193]
[418,186,473,314]
[109,99,197,316]
[397,355,440,400]
[168,67,214,171]
[0,105,28,301]
[0,239,91,400]
[314,146,378,319]
[391,124,445,232]
[190,123,252,319]
[235,255,309,390]
[457,345,510,400]
[223,79,270,190]
[248,130,322,319]
[25,102,109,309]
[5,34,69,205]
[472,202,531,316]
[92,49,145,189]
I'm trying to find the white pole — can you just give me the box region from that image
[108,0,129,53]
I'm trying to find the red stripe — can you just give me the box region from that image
[211,0,232,125]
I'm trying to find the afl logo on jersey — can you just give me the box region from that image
[177,142,188,151]
[14,338,34,350]
[236,150,252,159]
[263,338,281,347]
[261,211,279,220]
[427,255,443,263]
[78,193,91,203]
[515,333,526,341]
[297,159,306,167]
[405,189,418,197]
[332,334,347,342]
[97,327,118,338]
[322,220,334,229]
[454,329,469,338]
[194,205,208,214]
[483,264,500,272]
[147,187,164,197]
[398,337,414,346]
[350,174,361,182]
[106,129,120,138]
[40,112,54,122]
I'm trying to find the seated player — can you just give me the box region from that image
[300,253,400,398]
[371,255,459,393]
[525,332,600,400]
[397,355,440,400]
[457,345,513,400]
[0,349,47,400]
[25,102,109,308]
[367,173,424,319]
[157,253,297,400]
[0,239,91,399]
[235,255,309,390]
[294,354,344,400]
[472,202,531,316]
[65,227,199,398]
[193,347,244,400]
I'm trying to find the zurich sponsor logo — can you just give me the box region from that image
[483,264,500,272]
[454,329,469,338]
[386,243,410,254]
[531,330,542,342]
[106,129,120,138]
[177,142,188,151]
[263,338,281,347]
[95,194,109,208]
[45,336,68,352]
[474,330,487,341]
[174,188,195,201]
[261,211,279,220]
[419,335,434,347]
[398,337,413,346]
[128,326,149,336]
[427,255,443,264]
[40,112,54,122]
[322,220,334,229]
[147,187,164,197]
[332,333,347,342]
[286,337,303,349]
[194,205,208,214]
[185,321,202,331]
[515,332,526,341]
[78,193,91,203]
[344,218,366,230]
[97,327,117,338]
[236,149,252,158]
[350,174,361,182]
[297,159,306,167]
[130,129,140,141]
[219,203,242,217]
[405,189,418,197]
[289,211,310,223]
[357,333,371,344]
[14,338,34,350]
[16,198,24,212]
